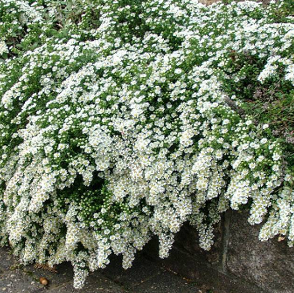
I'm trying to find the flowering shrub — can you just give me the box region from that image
[0,0,293,288]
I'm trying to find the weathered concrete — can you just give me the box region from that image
[0,270,45,293]
[101,253,165,291]
[227,211,294,293]
[145,210,294,293]
[144,234,265,293]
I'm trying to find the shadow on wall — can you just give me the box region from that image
[144,210,294,293]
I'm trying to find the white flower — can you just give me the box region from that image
[0,41,8,55]
[262,124,269,129]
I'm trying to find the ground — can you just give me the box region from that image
[0,246,207,293]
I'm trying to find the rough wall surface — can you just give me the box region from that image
[146,210,294,293]
[227,211,294,293]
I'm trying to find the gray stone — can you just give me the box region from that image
[131,269,199,293]
[0,270,45,293]
[0,247,19,272]
[47,273,125,293]
[24,262,74,290]
[173,221,223,267]
[101,252,164,290]
[227,210,294,293]
[144,236,262,293]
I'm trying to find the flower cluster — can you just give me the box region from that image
[0,0,293,288]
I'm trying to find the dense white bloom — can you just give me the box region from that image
[0,0,293,289]
[0,41,8,55]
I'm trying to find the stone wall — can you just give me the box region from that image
[145,210,294,293]
[226,211,294,293]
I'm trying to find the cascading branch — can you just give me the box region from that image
[0,0,293,288]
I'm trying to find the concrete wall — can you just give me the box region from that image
[225,211,294,293]
[145,210,294,293]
